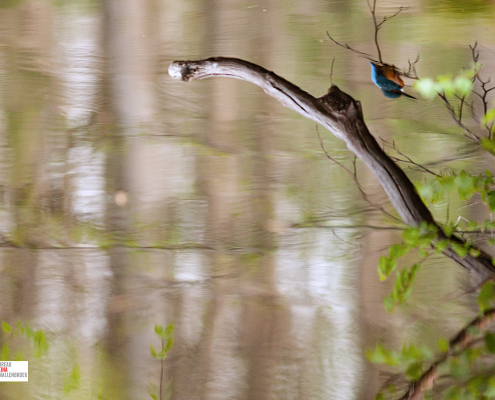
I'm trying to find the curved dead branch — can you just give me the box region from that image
[168,57,495,278]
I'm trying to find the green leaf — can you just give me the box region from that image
[435,239,449,252]
[154,325,164,337]
[366,344,389,364]
[157,350,167,358]
[485,376,495,397]
[375,394,385,400]
[453,76,473,96]
[451,241,468,258]
[402,344,422,360]
[442,385,462,400]
[366,344,398,366]
[402,226,421,246]
[455,170,475,200]
[0,343,9,361]
[443,225,453,237]
[378,256,396,280]
[488,191,495,212]
[2,321,12,333]
[414,78,438,99]
[467,376,484,396]
[469,248,480,257]
[33,329,48,355]
[437,74,454,95]
[389,243,408,258]
[485,332,495,353]
[418,248,430,258]
[481,137,495,155]
[465,347,481,362]
[482,108,495,126]
[383,296,395,313]
[165,324,174,337]
[478,281,495,311]
[150,344,157,358]
[165,336,174,353]
[438,338,449,353]
[63,365,81,393]
[405,362,423,380]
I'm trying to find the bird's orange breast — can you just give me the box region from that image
[381,65,404,88]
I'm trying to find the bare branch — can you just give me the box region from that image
[325,32,374,61]
[437,92,481,143]
[367,0,383,62]
[377,6,408,29]
[381,139,441,177]
[470,41,479,62]
[404,54,420,80]
[169,57,495,277]
[329,1,414,79]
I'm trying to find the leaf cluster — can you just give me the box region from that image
[1,320,49,361]
[150,324,174,360]
[414,64,479,99]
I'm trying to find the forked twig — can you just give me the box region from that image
[327,0,418,79]
[326,31,374,61]
[437,42,495,145]
[381,139,441,177]
[366,0,407,63]
[437,91,481,143]
[469,44,495,139]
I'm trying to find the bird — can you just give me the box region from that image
[370,62,416,99]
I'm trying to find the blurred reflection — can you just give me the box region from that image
[0,0,490,399]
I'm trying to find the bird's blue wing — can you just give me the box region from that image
[370,63,402,91]
[374,74,402,91]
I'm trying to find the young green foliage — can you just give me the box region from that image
[414,63,479,99]
[63,365,82,394]
[477,281,495,312]
[149,323,175,400]
[383,264,420,312]
[1,319,49,360]
[150,324,175,359]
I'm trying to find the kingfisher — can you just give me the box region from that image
[370,62,416,99]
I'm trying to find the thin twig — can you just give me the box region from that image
[325,31,374,60]
[316,124,354,177]
[328,1,417,81]
[437,91,481,143]
[160,339,164,400]
[329,58,335,85]
[366,0,383,63]
[381,138,441,177]
[316,125,402,223]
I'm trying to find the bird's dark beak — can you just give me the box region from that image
[401,91,417,100]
